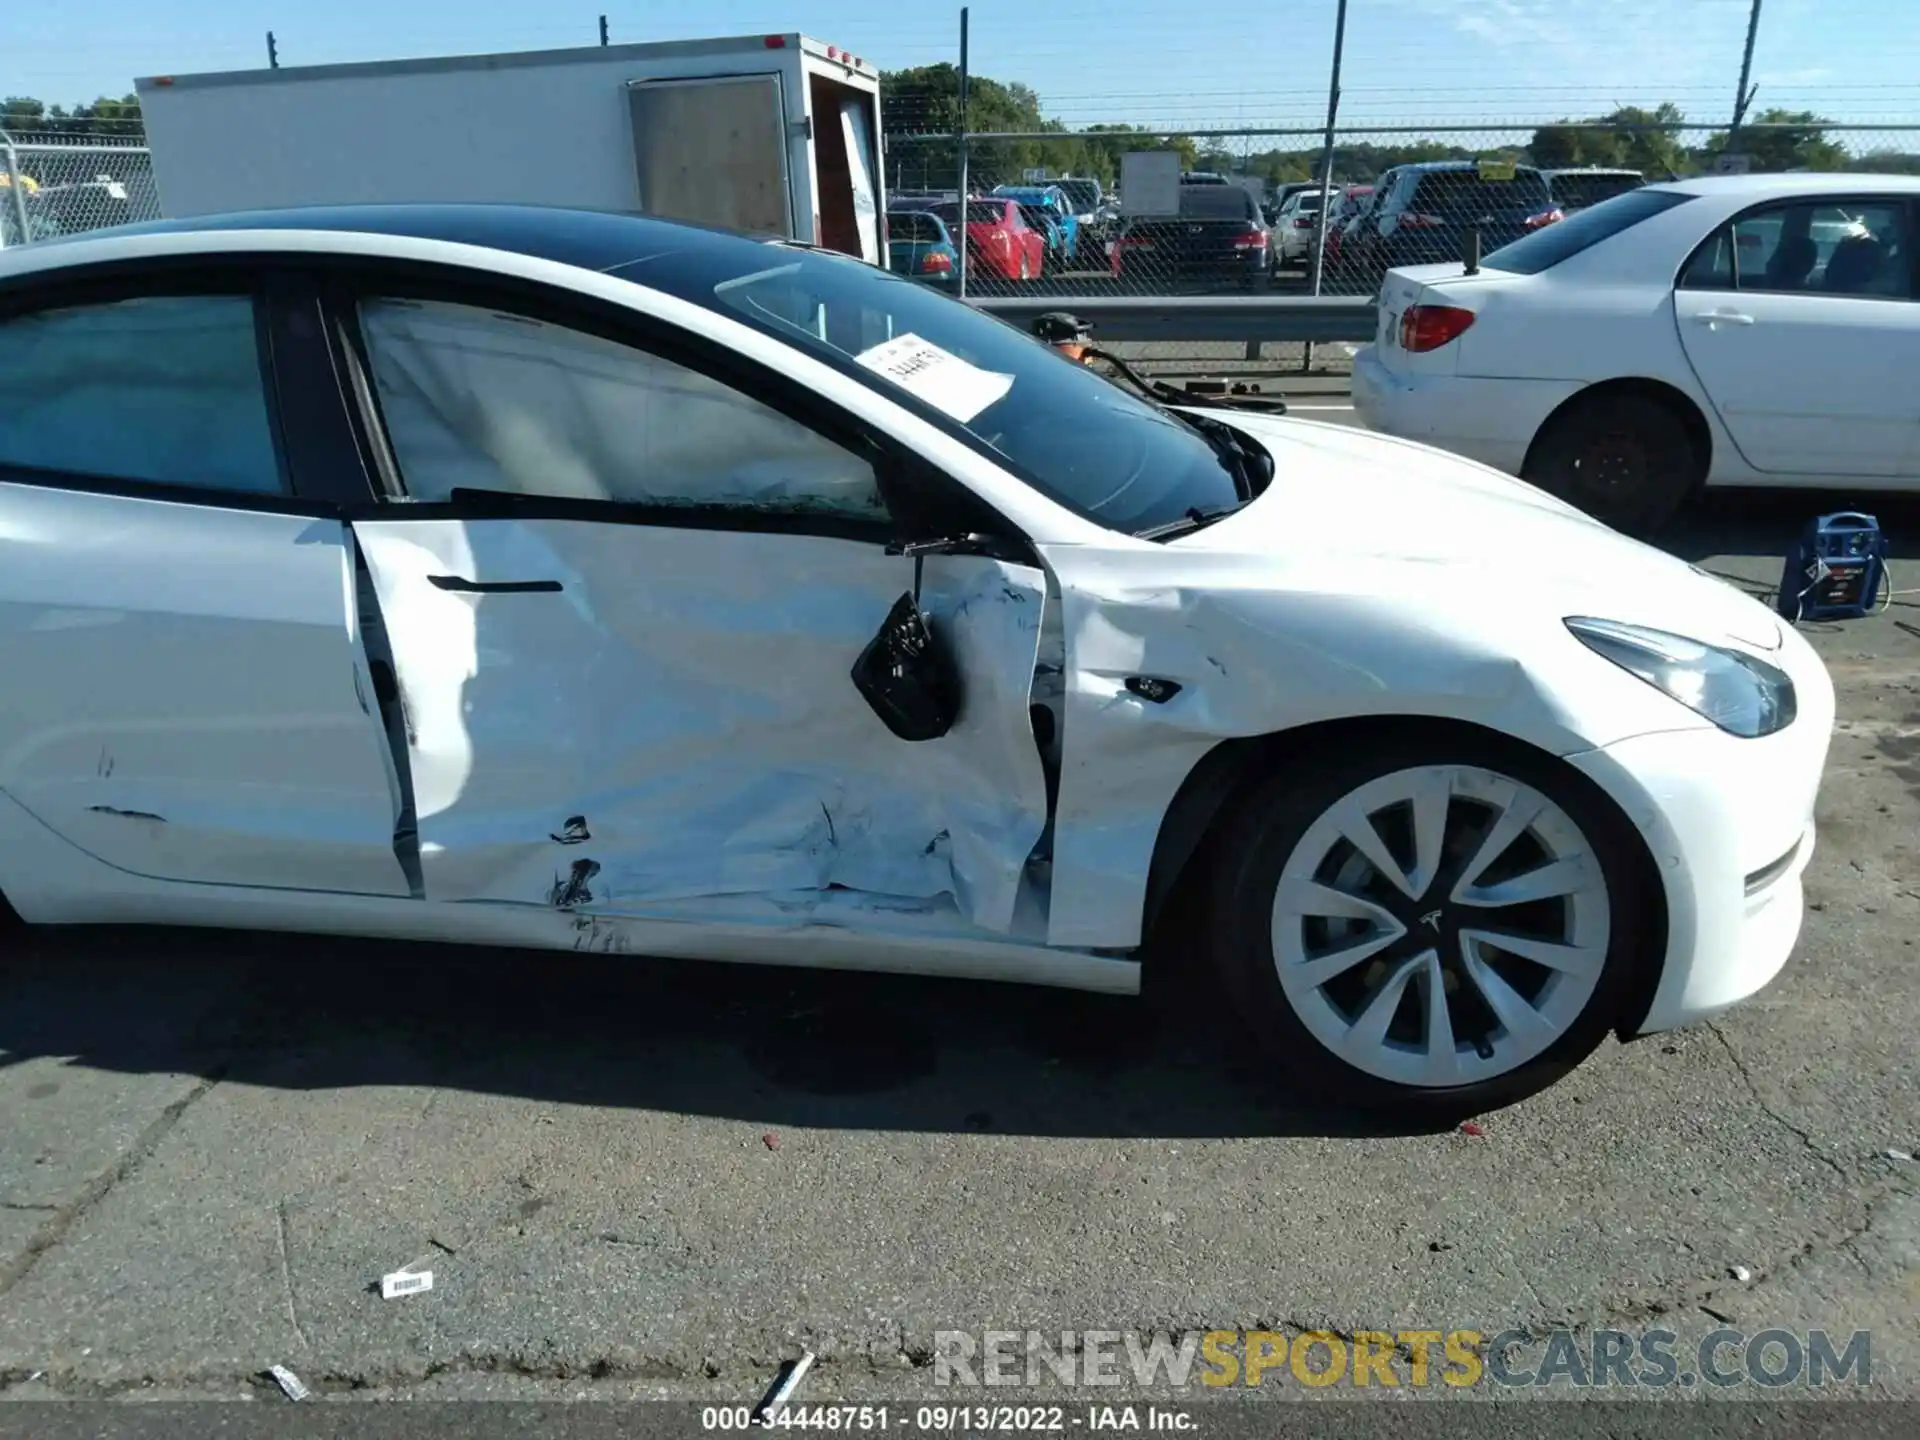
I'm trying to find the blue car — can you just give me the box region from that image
[885,208,959,285]
[991,185,1078,269]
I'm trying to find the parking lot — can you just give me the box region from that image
[0,409,1917,1406]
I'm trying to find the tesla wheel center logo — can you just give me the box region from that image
[1419,909,1444,931]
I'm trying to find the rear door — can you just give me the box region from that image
[626,74,794,239]
[1674,195,1920,477]
[0,268,409,895]
[330,272,1051,932]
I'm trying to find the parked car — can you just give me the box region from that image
[991,185,1079,269]
[1273,188,1326,265]
[1343,160,1562,289]
[1320,184,1375,278]
[1112,181,1273,290]
[885,208,959,285]
[925,197,1047,282]
[0,203,1834,1117]
[1263,180,1320,222]
[1054,177,1114,267]
[1351,173,1920,534]
[1544,167,1645,213]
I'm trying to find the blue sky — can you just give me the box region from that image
[4,0,1914,135]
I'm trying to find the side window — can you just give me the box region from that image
[1683,200,1912,298]
[356,297,887,520]
[0,294,283,494]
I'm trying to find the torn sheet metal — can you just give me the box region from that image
[1031,410,1737,951]
[352,518,1048,934]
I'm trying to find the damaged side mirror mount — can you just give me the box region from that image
[885,532,996,559]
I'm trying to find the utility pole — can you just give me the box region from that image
[599,15,610,46]
[1306,0,1349,299]
[955,7,970,297]
[267,31,280,69]
[1729,0,1764,144]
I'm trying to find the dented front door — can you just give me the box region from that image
[351,516,1051,932]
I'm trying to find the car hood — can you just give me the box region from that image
[1174,412,1783,653]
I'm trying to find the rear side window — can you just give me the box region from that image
[1482,189,1695,275]
[1179,187,1257,220]
[1408,169,1553,217]
[0,294,283,494]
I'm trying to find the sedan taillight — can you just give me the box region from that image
[1399,304,1476,353]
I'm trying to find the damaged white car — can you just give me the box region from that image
[0,206,1834,1115]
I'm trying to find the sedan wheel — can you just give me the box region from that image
[1523,391,1700,536]
[1204,736,1645,1118]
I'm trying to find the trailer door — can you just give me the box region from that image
[626,74,794,238]
[839,99,881,263]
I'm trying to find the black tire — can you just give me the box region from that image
[1522,390,1701,537]
[1202,732,1650,1122]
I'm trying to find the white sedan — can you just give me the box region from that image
[0,206,1833,1117]
[1352,172,1920,533]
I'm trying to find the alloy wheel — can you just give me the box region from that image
[1269,764,1611,1087]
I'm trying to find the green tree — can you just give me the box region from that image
[1706,108,1846,172]
[1526,104,1685,176]
[2,93,143,139]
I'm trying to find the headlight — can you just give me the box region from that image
[1564,617,1796,738]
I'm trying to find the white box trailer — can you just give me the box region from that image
[134,33,887,263]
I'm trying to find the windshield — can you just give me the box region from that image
[1179,187,1259,220]
[1055,179,1102,211]
[1409,168,1553,218]
[655,249,1243,533]
[1483,188,1693,274]
[890,213,946,243]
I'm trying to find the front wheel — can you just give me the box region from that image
[1203,735,1647,1120]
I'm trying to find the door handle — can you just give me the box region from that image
[426,575,563,593]
[1694,309,1755,326]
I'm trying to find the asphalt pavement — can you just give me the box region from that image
[1,420,1916,1416]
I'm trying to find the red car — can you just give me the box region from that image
[1320,183,1375,274]
[926,198,1047,282]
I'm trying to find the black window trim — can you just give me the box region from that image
[0,258,334,515]
[1675,192,1920,302]
[300,254,1033,557]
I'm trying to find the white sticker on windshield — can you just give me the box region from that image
[855,334,1014,423]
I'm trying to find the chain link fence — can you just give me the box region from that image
[0,134,162,249]
[884,123,1920,302]
[7,114,1916,374]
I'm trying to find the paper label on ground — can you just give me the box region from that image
[855,334,1013,423]
[380,1268,433,1299]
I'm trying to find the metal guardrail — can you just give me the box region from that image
[968,294,1377,344]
